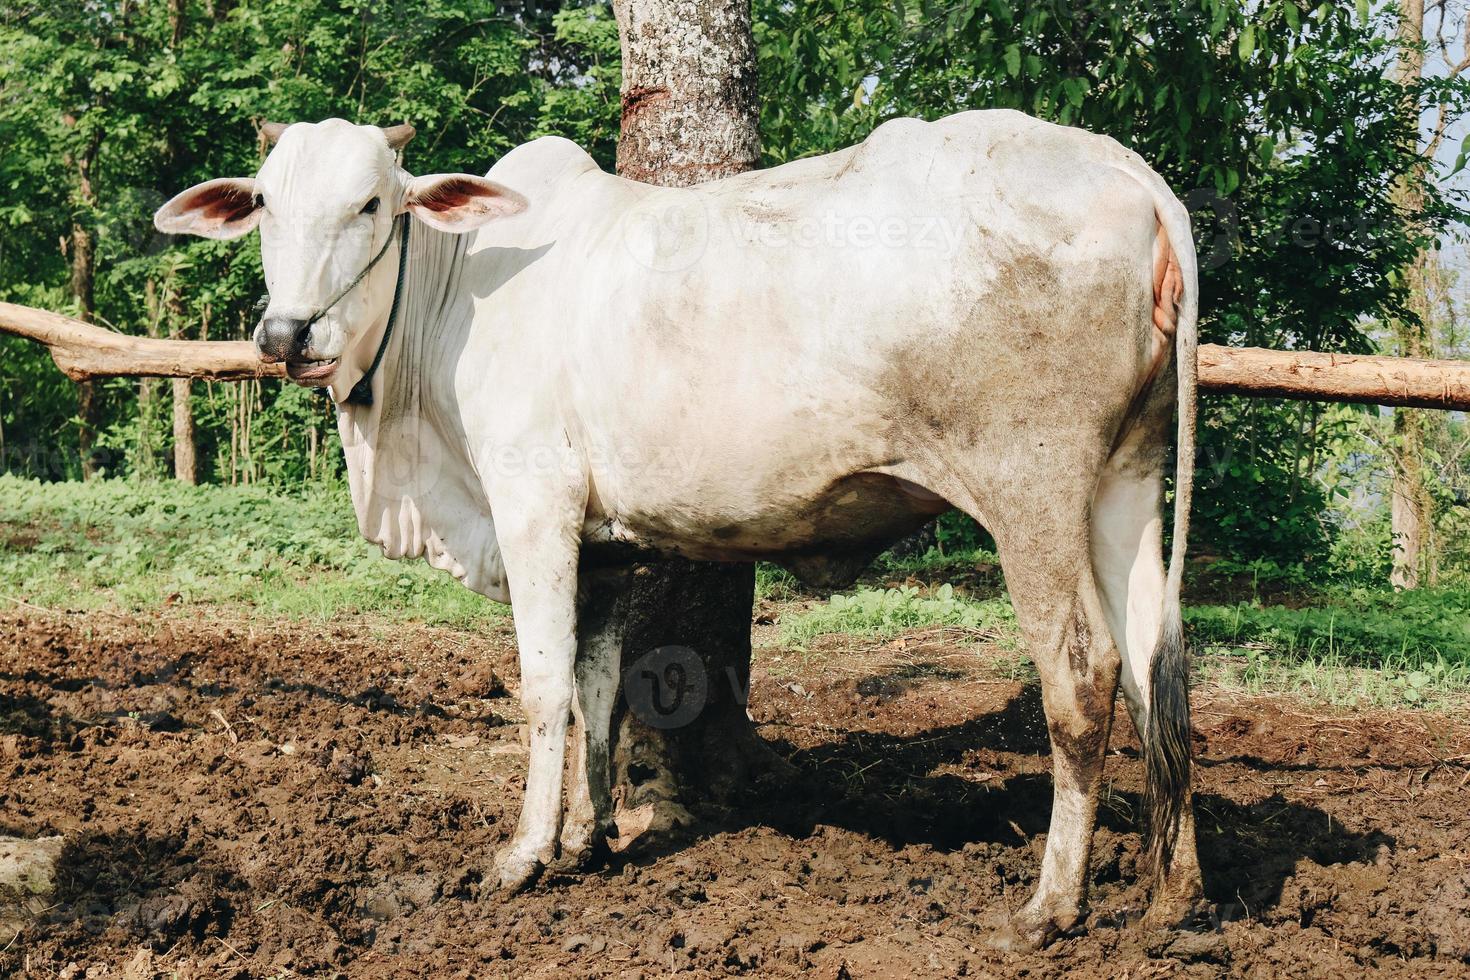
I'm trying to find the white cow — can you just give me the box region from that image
[155,110,1201,947]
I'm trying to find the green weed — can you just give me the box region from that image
[1185,591,1470,667]
[872,545,1002,578]
[0,475,507,627]
[781,584,1020,648]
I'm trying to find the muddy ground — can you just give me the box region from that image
[1,607,1468,978]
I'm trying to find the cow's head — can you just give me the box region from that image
[154,119,525,389]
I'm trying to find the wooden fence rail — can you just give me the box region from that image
[4,301,1469,410]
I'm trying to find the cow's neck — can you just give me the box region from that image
[333,225,505,596]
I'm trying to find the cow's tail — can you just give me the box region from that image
[1142,181,1198,880]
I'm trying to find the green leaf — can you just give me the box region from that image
[1004,43,1021,78]
[1238,23,1256,60]
[1451,134,1470,176]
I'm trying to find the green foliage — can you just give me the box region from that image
[755,561,799,602]
[784,576,1470,706]
[1200,642,1470,708]
[931,510,994,555]
[755,0,1470,572]
[0,474,506,626]
[1,0,1466,583]
[781,583,1019,647]
[1187,588,1470,668]
[1189,586,1470,706]
[796,581,1469,673]
[1193,397,1341,566]
[0,0,622,482]
[874,543,999,579]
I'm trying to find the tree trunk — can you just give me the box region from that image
[1389,0,1436,590]
[167,0,186,47]
[171,379,197,484]
[69,216,98,480]
[165,286,198,483]
[136,379,160,480]
[613,0,759,185]
[136,281,164,481]
[608,0,769,844]
[65,120,102,481]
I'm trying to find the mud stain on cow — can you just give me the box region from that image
[1066,600,1092,677]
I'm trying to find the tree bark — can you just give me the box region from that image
[171,378,198,483]
[165,286,199,483]
[66,138,100,479]
[136,379,160,479]
[135,280,165,481]
[614,0,760,185]
[608,0,768,844]
[0,302,281,381]
[1195,344,1470,409]
[1389,0,1436,590]
[13,307,1470,410]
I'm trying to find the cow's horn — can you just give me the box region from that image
[382,124,416,150]
[260,121,290,144]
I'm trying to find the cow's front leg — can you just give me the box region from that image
[557,568,629,868]
[490,493,584,892]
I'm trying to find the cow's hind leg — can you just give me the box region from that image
[917,459,1121,950]
[1093,424,1204,925]
[996,537,1120,948]
[557,568,629,869]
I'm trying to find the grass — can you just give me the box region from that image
[1188,590,1470,708]
[1197,647,1470,708]
[780,583,1021,648]
[0,475,507,628]
[755,562,800,602]
[1186,589,1470,664]
[872,545,1002,578]
[779,578,1470,708]
[2,476,1466,709]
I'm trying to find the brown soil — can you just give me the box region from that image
[2,608,1468,978]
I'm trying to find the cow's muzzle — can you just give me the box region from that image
[256,314,311,364]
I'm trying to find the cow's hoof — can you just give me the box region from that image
[553,819,613,872]
[1144,870,1209,931]
[1143,895,1214,932]
[492,846,546,892]
[990,902,1077,951]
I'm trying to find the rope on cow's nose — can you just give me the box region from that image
[256,216,409,406]
[344,215,411,407]
[303,214,404,336]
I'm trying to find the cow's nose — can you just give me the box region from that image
[256,315,311,363]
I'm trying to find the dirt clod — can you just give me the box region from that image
[2,610,1468,977]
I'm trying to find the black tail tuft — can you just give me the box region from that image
[1143,612,1192,877]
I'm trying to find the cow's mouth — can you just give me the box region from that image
[285,358,339,384]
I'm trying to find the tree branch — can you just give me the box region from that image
[4,303,1470,411]
[0,302,282,382]
[1197,344,1470,410]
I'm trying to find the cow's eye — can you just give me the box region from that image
[361,197,380,215]
[253,193,265,210]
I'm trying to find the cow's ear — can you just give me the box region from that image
[401,174,526,233]
[154,178,262,240]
